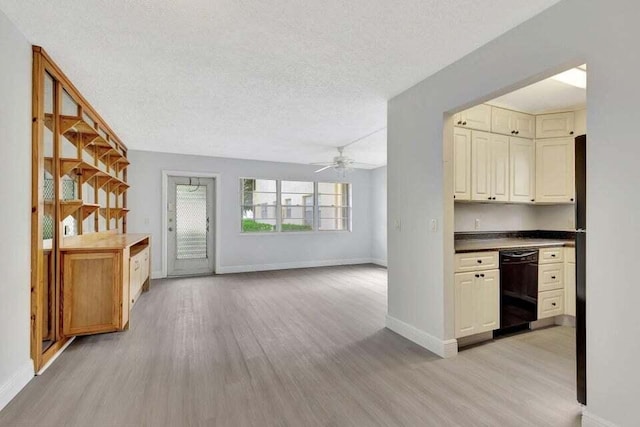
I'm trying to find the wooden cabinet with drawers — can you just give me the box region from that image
[60,233,151,337]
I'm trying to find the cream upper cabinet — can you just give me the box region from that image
[489,134,510,202]
[509,137,535,203]
[535,137,575,203]
[491,107,512,135]
[453,127,472,200]
[536,112,576,138]
[511,111,536,139]
[471,131,509,201]
[471,131,491,201]
[454,269,499,338]
[454,104,492,132]
[490,106,535,138]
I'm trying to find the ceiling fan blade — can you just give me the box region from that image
[314,165,334,173]
[310,162,333,166]
[350,162,382,168]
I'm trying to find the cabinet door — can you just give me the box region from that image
[491,106,513,136]
[476,270,500,333]
[512,112,535,139]
[130,255,142,309]
[453,127,472,200]
[536,112,575,138]
[565,248,576,317]
[490,134,509,202]
[457,104,491,132]
[509,137,535,203]
[62,252,120,336]
[471,131,491,201]
[454,272,477,338]
[535,138,575,203]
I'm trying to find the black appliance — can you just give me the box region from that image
[497,250,539,335]
[575,134,587,405]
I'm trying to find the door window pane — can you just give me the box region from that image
[176,184,208,259]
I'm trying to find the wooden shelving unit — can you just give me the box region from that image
[31,46,132,372]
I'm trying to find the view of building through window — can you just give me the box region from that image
[240,179,351,232]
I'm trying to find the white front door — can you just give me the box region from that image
[167,176,215,276]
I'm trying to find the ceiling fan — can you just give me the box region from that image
[311,127,386,175]
[311,146,377,175]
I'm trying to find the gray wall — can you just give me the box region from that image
[0,9,33,409]
[387,0,640,424]
[370,166,387,265]
[127,150,374,275]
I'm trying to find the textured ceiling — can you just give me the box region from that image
[0,0,562,168]
[488,75,586,115]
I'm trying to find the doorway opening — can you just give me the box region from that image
[163,173,218,277]
[444,64,587,405]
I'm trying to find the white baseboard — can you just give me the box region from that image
[370,258,388,267]
[216,258,374,274]
[385,314,458,358]
[151,270,164,279]
[582,410,618,427]
[0,360,34,412]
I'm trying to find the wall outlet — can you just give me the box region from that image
[393,219,401,231]
[475,218,481,230]
[431,219,438,232]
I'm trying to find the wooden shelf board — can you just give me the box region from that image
[60,158,101,180]
[99,207,129,219]
[80,204,100,220]
[59,115,98,136]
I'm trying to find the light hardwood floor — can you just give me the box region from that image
[0,265,581,426]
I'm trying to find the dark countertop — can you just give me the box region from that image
[455,238,575,253]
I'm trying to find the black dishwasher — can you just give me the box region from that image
[497,250,539,335]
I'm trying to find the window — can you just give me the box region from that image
[240,179,351,232]
[281,181,314,232]
[241,179,277,232]
[318,182,351,231]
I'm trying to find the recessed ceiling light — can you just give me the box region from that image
[551,67,587,88]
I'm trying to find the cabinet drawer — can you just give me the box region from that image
[538,290,564,319]
[539,247,564,264]
[454,251,499,272]
[538,263,564,292]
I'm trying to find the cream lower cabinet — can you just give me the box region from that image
[565,248,576,317]
[454,251,500,338]
[537,247,566,319]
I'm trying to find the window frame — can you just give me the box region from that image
[239,178,352,234]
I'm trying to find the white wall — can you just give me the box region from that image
[370,166,387,265]
[0,9,33,411]
[387,0,640,424]
[127,150,374,275]
[455,203,574,232]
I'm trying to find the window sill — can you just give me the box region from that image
[238,230,351,236]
